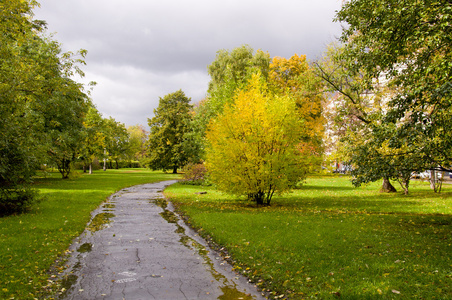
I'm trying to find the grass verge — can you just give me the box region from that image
[0,169,180,299]
[165,176,452,299]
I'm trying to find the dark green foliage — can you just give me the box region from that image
[147,90,193,173]
[44,86,89,179]
[117,161,143,169]
[0,187,39,216]
[0,0,44,214]
[104,117,129,169]
[0,0,90,212]
[336,0,452,172]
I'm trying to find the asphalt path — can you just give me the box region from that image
[59,180,265,300]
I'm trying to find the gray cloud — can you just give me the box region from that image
[35,0,342,127]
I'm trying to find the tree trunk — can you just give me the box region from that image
[403,178,410,195]
[380,177,397,193]
[60,158,70,179]
[403,187,409,195]
[89,163,93,175]
[115,160,119,169]
[430,170,436,190]
[248,191,265,205]
[172,166,178,174]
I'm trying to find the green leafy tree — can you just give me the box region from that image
[104,117,129,169]
[147,90,192,173]
[188,45,272,161]
[81,107,106,174]
[315,44,402,192]
[208,44,270,91]
[336,0,452,186]
[126,125,148,164]
[0,0,45,211]
[0,0,89,212]
[345,120,429,194]
[206,74,308,205]
[43,81,90,178]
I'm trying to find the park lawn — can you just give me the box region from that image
[0,169,180,300]
[165,176,452,299]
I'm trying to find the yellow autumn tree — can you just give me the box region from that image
[205,73,308,205]
[269,54,325,170]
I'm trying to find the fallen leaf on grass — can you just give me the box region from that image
[392,289,401,294]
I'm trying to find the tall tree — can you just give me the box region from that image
[147,90,192,173]
[43,80,90,179]
[315,44,401,192]
[336,0,452,181]
[269,54,325,171]
[206,74,308,205]
[206,45,271,120]
[188,46,272,161]
[207,44,271,95]
[0,0,44,211]
[82,107,106,174]
[126,125,148,164]
[104,117,129,169]
[0,0,90,212]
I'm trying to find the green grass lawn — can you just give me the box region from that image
[0,169,180,299]
[165,176,452,299]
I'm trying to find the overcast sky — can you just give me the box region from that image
[34,0,343,128]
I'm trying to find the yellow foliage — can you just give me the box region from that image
[205,73,308,204]
[269,54,325,154]
[269,54,309,91]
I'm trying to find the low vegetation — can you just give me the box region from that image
[0,169,180,299]
[165,176,452,299]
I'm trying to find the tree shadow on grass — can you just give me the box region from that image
[33,177,63,185]
[224,183,452,216]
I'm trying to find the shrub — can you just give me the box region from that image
[182,163,208,185]
[0,187,40,216]
[205,74,308,205]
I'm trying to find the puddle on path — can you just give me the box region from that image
[86,212,115,232]
[56,199,116,298]
[53,183,259,300]
[86,199,116,233]
[77,243,93,253]
[60,274,78,294]
[59,258,82,298]
[102,203,116,209]
[151,197,256,300]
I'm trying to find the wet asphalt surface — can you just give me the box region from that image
[59,180,265,300]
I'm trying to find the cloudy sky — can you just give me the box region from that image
[34,0,343,128]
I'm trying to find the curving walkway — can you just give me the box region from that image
[59,180,264,300]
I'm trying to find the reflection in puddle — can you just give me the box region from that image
[77,243,93,253]
[59,260,82,298]
[60,274,78,292]
[154,198,255,300]
[152,198,167,210]
[55,199,117,298]
[87,213,115,232]
[102,203,116,209]
[159,210,179,223]
[219,285,256,300]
